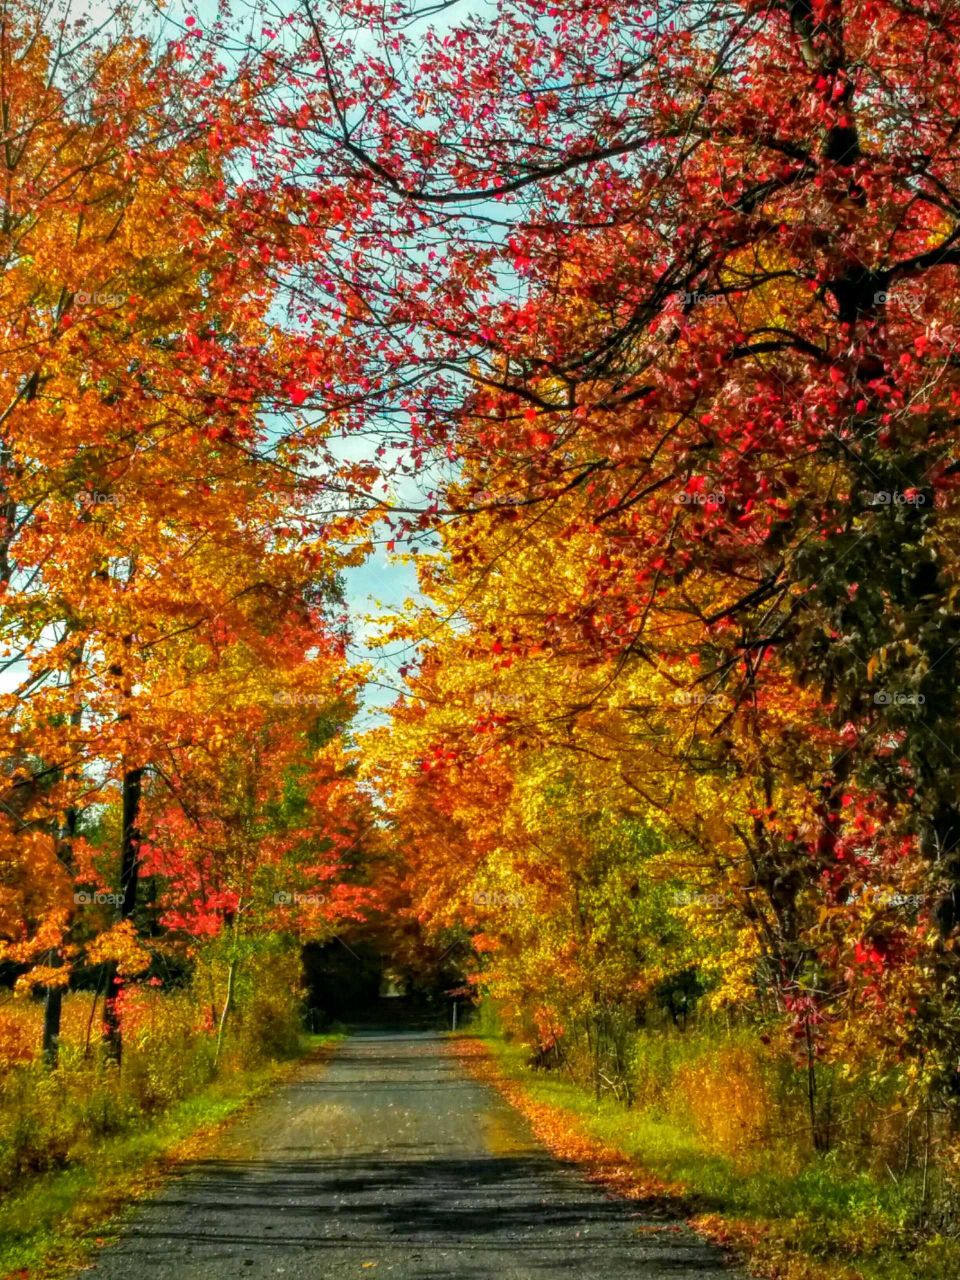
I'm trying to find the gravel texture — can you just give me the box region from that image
[81,1030,745,1280]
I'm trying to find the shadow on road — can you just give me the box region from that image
[80,1028,744,1279]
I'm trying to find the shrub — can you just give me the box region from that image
[0,934,309,1196]
[674,1039,773,1167]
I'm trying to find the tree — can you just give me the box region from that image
[0,0,374,1061]
[265,0,960,1099]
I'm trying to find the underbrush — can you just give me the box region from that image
[472,1006,960,1279]
[0,1053,303,1280]
[0,941,305,1196]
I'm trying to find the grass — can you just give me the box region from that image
[0,1033,342,1280]
[473,1035,959,1280]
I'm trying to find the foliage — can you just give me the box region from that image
[5,0,960,1267]
[0,0,377,1068]
[461,1032,960,1280]
[0,953,305,1196]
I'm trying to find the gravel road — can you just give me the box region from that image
[81,1030,745,1280]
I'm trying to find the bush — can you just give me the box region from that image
[674,1039,774,1167]
[0,935,309,1196]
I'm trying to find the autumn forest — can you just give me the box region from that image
[3,0,960,1276]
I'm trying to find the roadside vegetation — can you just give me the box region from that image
[0,955,339,1280]
[459,1010,958,1280]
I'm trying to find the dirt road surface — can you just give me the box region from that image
[81,1031,745,1280]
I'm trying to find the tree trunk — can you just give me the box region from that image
[41,685,82,1068]
[214,957,238,1070]
[805,1015,828,1153]
[102,766,144,1062]
[42,983,64,1067]
[43,807,80,1065]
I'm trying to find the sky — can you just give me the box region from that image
[171,0,467,726]
[342,547,420,730]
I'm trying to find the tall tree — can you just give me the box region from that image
[0,0,374,1059]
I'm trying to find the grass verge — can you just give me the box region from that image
[452,1035,957,1280]
[0,1033,343,1280]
